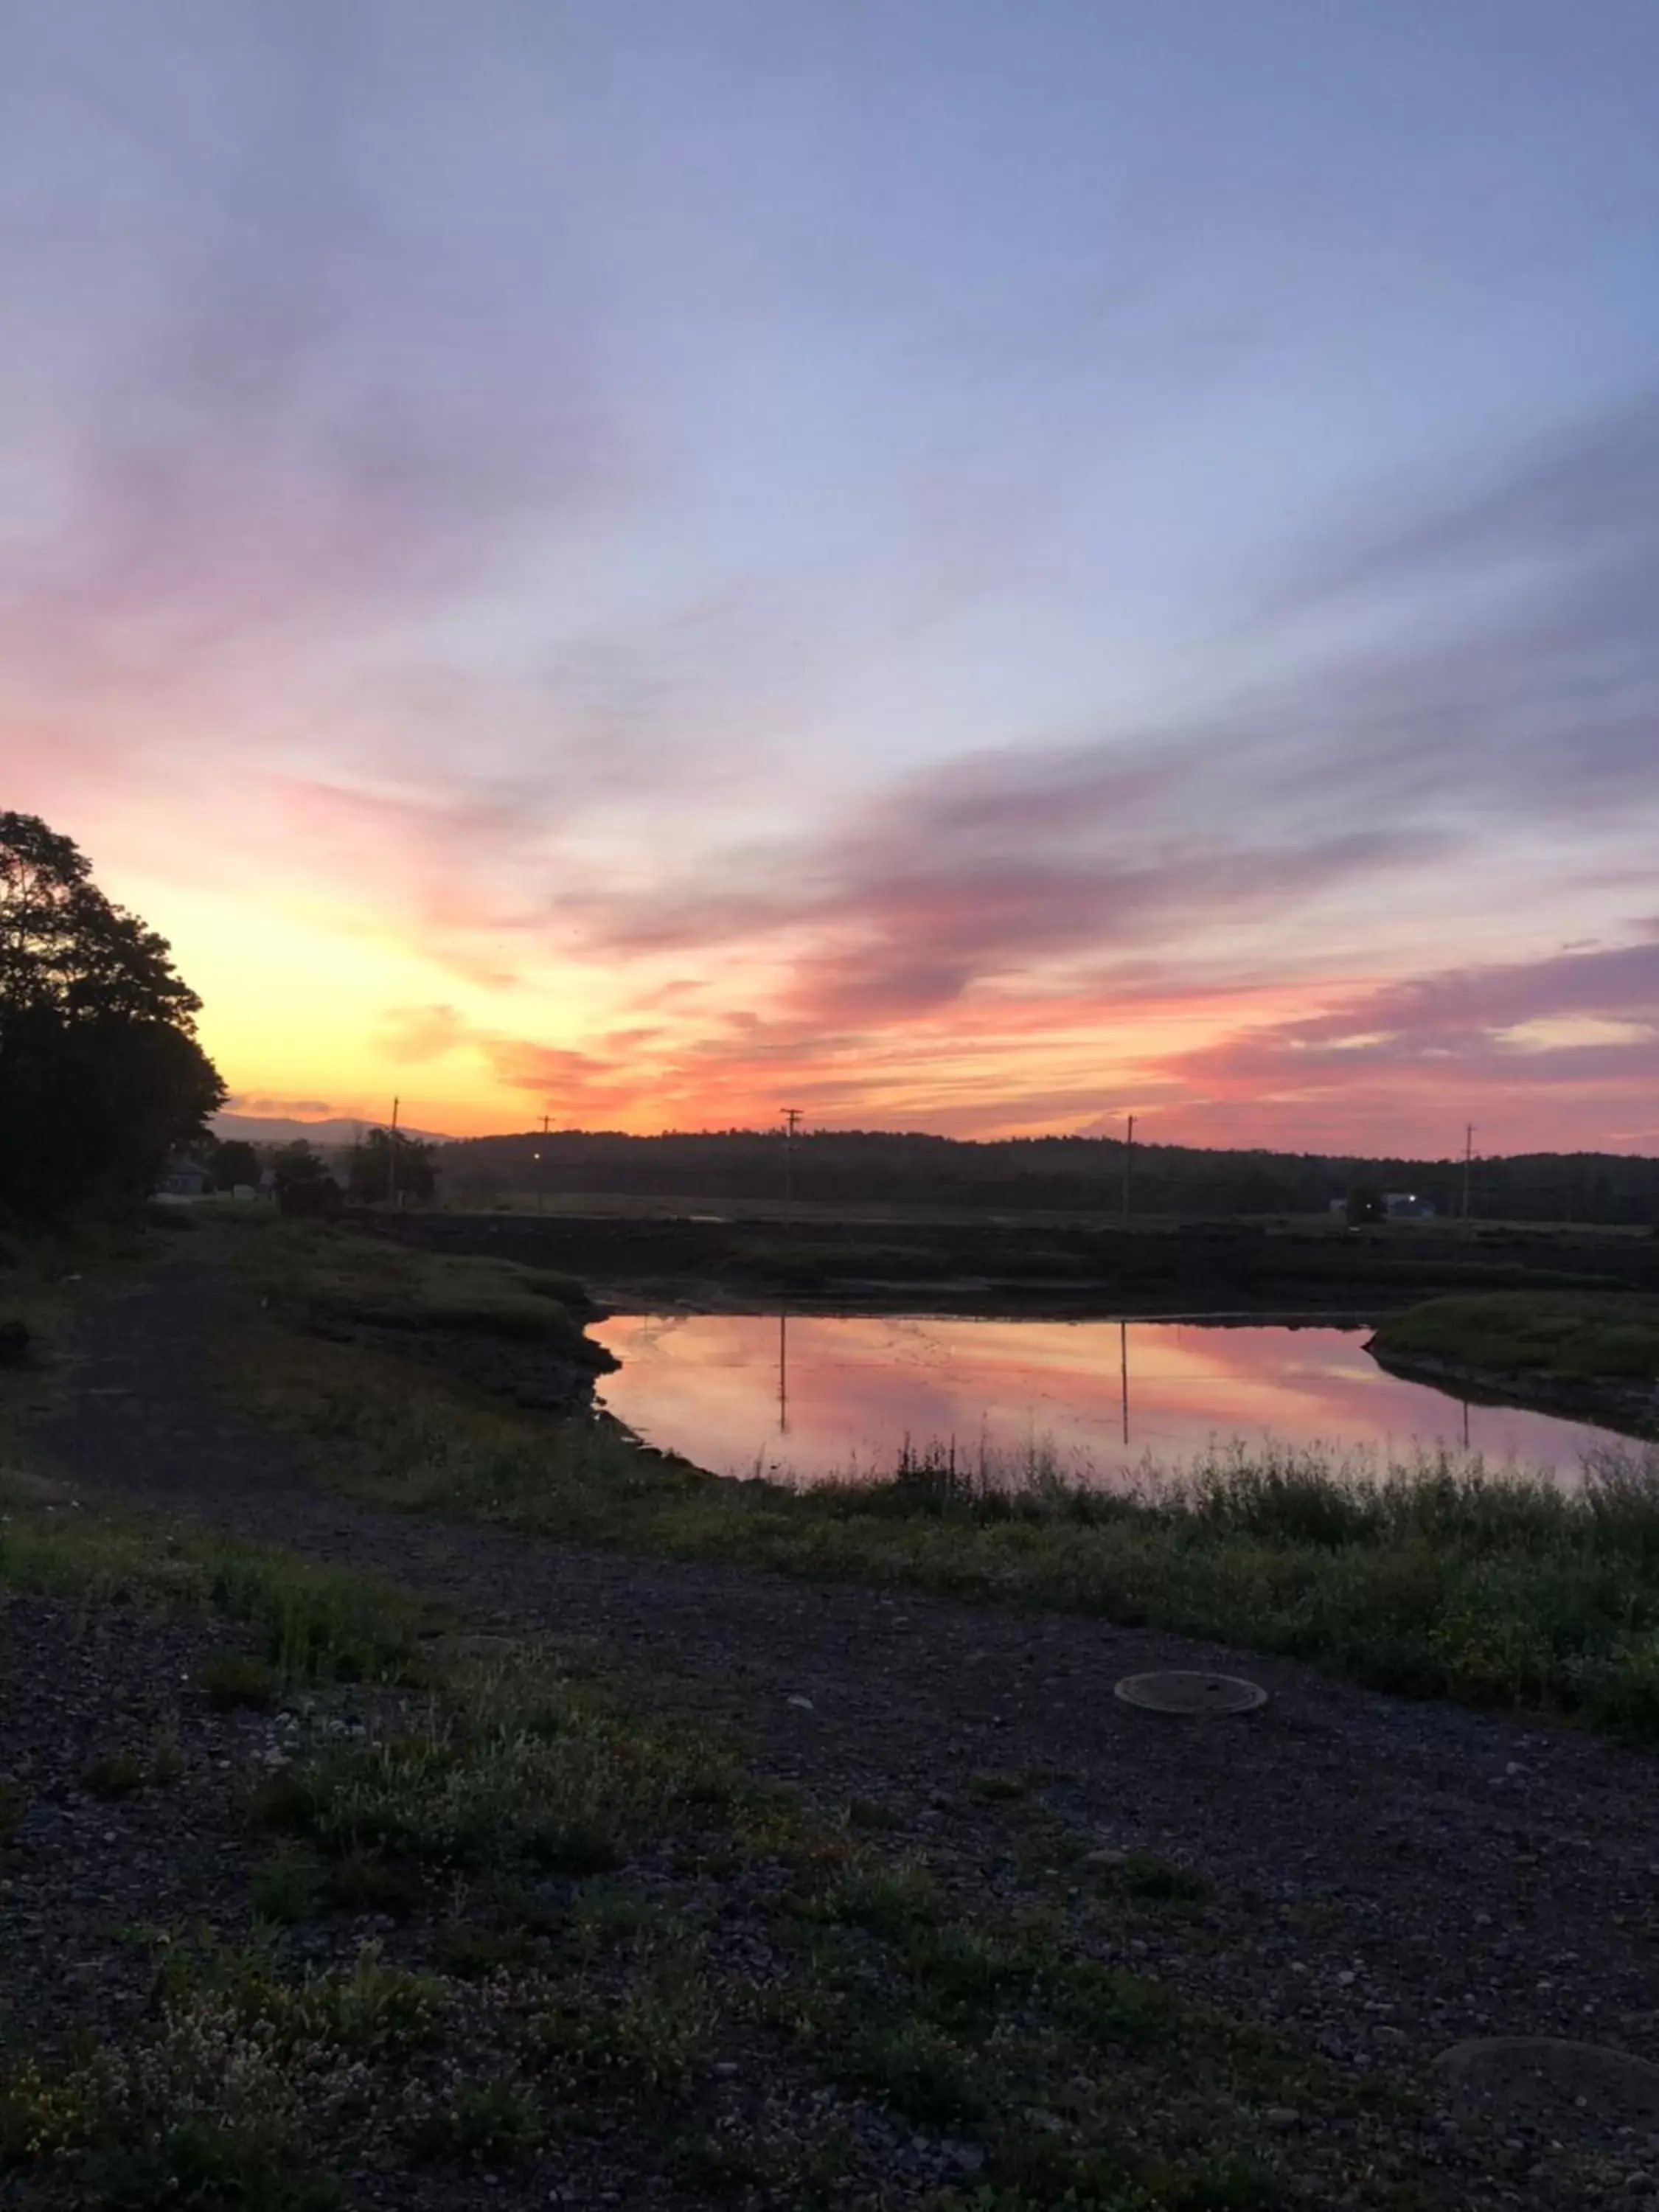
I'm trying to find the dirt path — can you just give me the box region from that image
[28,1253,1659,2136]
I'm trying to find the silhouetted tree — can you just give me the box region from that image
[347,1127,437,1205]
[270,1140,329,1194]
[209,1137,260,1191]
[0,813,225,1218]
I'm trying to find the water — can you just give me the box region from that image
[591,1312,1623,1486]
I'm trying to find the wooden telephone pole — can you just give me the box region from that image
[780,1107,804,1217]
[1121,1113,1135,1228]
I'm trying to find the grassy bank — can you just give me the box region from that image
[202,1218,1659,1744]
[243,1218,598,1349]
[1,1474,1436,2211]
[1372,1290,1659,1385]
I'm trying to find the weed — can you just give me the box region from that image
[413,2079,544,2166]
[1115,1854,1213,1905]
[82,1750,145,1800]
[821,1859,945,1938]
[0,2054,88,2160]
[431,1923,539,1980]
[317,1850,427,1919]
[845,1795,901,1832]
[1054,1961,1186,2048]
[841,2019,987,2123]
[86,2120,341,2211]
[195,1652,276,1711]
[672,2131,769,2191]
[0,1495,428,1688]
[0,1778,25,1843]
[531,1939,710,2087]
[572,1886,650,1950]
[253,1666,728,1879]
[526,1813,625,1876]
[902,1924,1026,2022]
[966,1770,1027,1802]
[149,1729,184,1787]
[85,2124,341,2212]
[250,1849,324,1924]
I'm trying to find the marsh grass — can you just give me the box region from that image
[1373,1290,1659,1382]
[245,1220,601,1355]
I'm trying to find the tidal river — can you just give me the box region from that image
[591,1313,1624,1489]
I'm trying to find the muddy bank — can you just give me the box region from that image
[311,1314,616,1413]
[1368,1346,1659,1443]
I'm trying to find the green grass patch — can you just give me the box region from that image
[0,1478,433,1686]
[411,2077,544,2166]
[81,1751,146,1801]
[246,1220,606,1358]
[251,1658,737,1884]
[195,1652,277,1710]
[1374,1290,1659,1383]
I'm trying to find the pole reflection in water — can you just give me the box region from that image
[1120,1319,1129,1448]
[593,1314,1613,1492]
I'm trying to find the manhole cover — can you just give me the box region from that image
[1113,1671,1267,1715]
[1437,2039,1659,2129]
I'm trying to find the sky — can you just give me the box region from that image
[4,0,1658,1156]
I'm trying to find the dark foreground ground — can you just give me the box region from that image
[9,1251,1659,2207]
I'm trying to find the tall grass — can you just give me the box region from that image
[822,1430,1659,1559]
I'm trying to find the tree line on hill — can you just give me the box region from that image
[439,1127,1659,1226]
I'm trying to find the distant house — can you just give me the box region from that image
[1382,1190,1436,1220]
[153,1158,214,1200]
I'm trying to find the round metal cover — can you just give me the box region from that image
[1113,1670,1267,1715]
[1437,2039,1659,2128]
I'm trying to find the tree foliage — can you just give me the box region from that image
[209,1138,260,1191]
[0,813,226,1217]
[347,1127,437,1205]
[270,1141,329,1192]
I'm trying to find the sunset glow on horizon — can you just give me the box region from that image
[6,4,1658,1157]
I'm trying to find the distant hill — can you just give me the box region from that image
[212,1113,453,1150]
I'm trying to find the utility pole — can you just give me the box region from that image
[1461,1122,1475,1227]
[1121,1113,1135,1228]
[387,1096,400,1209]
[780,1107,803,1219]
[537,1114,549,1217]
